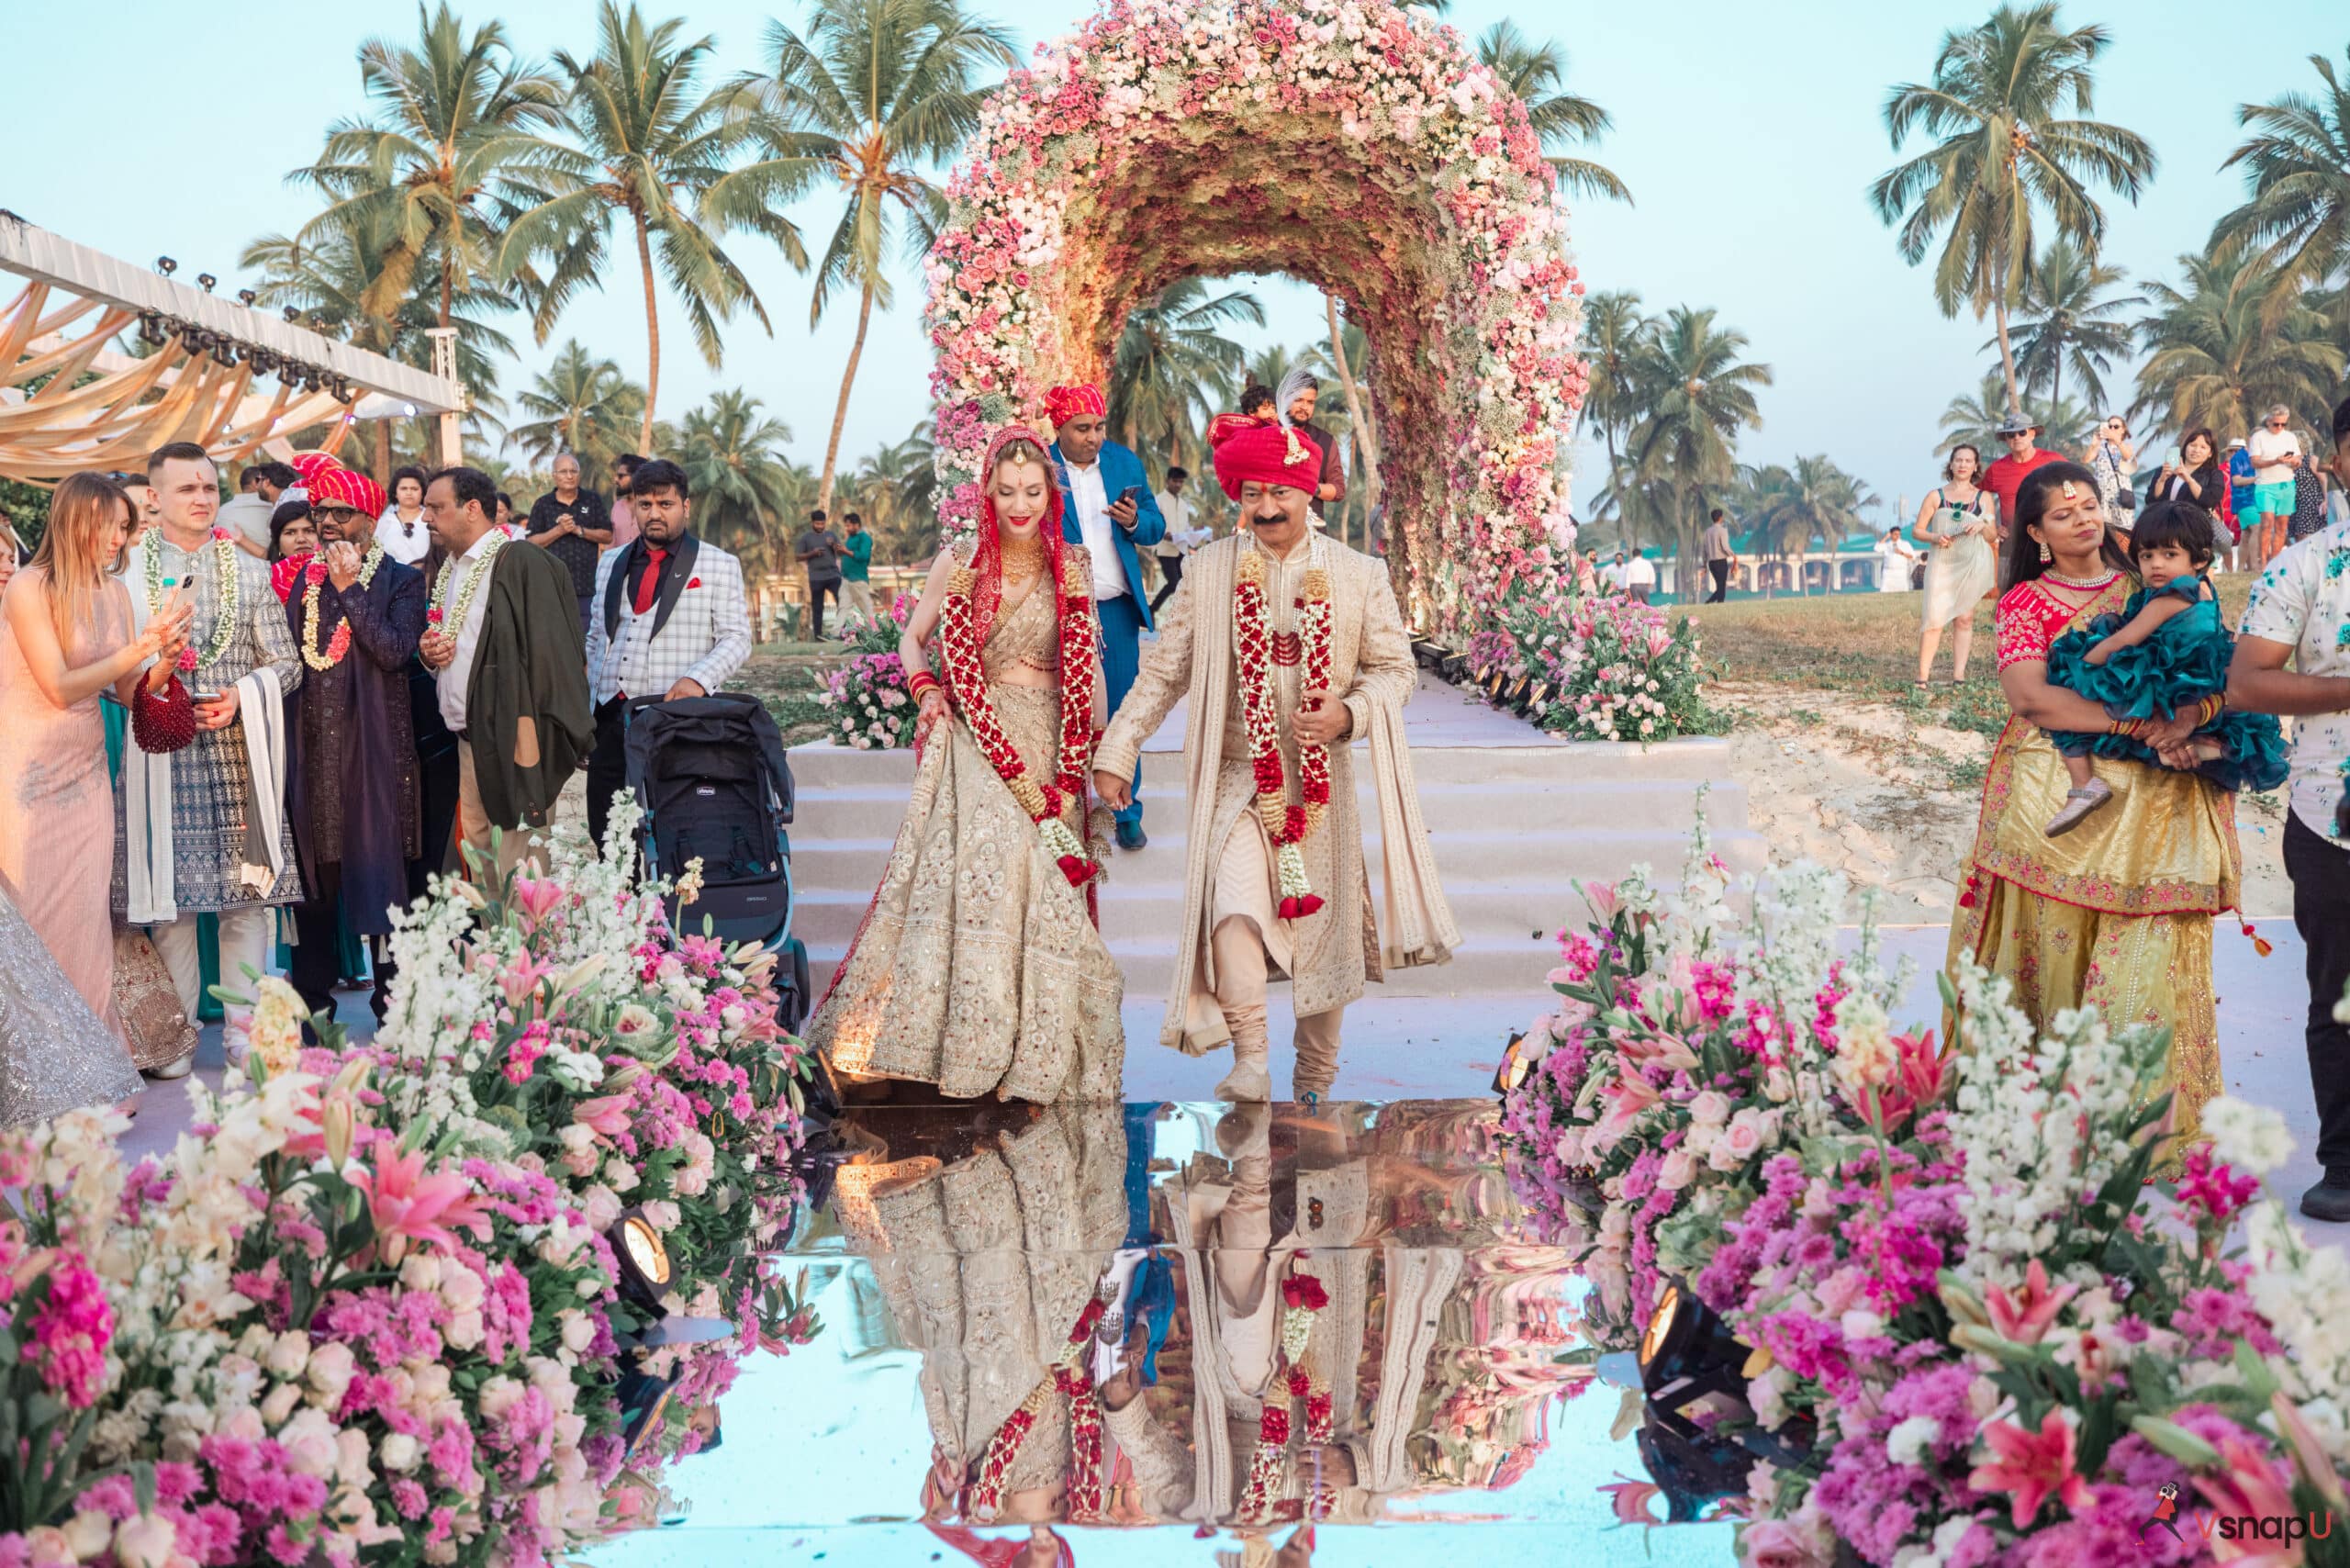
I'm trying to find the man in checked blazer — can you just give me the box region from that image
[584,458,753,851]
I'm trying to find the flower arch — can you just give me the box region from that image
[923,0,1589,636]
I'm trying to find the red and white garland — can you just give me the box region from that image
[1235,548,1335,919]
[932,548,1102,887]
[298,541,386,671]
[1238,1271,1336,1522]
[965,1297,1107,1522]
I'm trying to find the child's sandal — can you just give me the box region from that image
[2045,778,2116,838]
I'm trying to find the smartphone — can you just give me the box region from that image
[2169,447,2186,469]
[1116,486,1142,509]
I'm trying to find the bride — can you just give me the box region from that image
[809,426,1125,1102]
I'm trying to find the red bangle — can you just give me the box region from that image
[906,670,942,700]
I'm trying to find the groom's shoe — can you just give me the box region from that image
[2302,1175,2350,1224]
[1214,1006,1273,1102]
[1115,819,1147,851]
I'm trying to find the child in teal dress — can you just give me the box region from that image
[2042,500,2288,835]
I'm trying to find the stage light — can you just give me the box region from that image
[136,312,164,346]
[196,273,217,293]
[611,1207,674,1310]
[1635,1406,1753,1523]
[1492,1030,1535,1097]
[1639,1281,1749,1406]
[154,255,176,275]
[237,288,258,307]
[282,307,300,323]
[615,1365,674,1462]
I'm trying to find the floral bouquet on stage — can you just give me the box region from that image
[1501,804,2350,1564]
[1464,577,1713,743]
[817,593,921,749]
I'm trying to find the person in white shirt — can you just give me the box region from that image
[1874,527,1921,591]
[375,465,431,566]
[583,459,752,851]
[2249,405,2304,571]
[1149,464,1203,612]
[2230,394,2350,1222]
[1622,550,1657,604]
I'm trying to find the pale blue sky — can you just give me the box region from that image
[6,0,2344,515]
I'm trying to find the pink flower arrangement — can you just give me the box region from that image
[923,0,1589,637]
[1464,577,1713,741]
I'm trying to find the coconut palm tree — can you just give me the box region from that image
[1109,278,1263,471]
[1938,369,2091,456]
[1475,20,1629,206]
[1998,238,2141,413]
[1871,3,2155,413]
[509,340,646,475]
[1624,306,1773,586]
[243,217,517,478]
[500,2,811,451]
[2213,47,2350,313]
[1740,455,1877,562]
[740,0,1018,514]
[292,4,564,331]
[848,420,944,564]
[2132,250,2344,442]
[1317,313,1380,550]
[676,389,800,566]
[1573,289,1650,536]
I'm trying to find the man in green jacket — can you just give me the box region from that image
[839,511,877,633]
[420,465,593,878]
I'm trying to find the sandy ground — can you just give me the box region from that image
[1712,679,2293,921]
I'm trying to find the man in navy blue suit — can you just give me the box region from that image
[1047,381,1166,849]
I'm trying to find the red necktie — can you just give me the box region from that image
[632,546,668,616]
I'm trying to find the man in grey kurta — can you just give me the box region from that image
[1093,414,1455,1103]
[118,442,302,1070]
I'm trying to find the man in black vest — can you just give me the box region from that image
[584,459,754,852]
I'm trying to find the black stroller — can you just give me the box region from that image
[621,693,811,1033]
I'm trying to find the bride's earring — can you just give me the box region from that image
[2038,535,2052,564]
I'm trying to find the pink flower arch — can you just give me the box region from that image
[923,0,1590,637]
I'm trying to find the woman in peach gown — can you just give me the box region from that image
[0,474,188,1121]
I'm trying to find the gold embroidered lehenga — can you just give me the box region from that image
[809,542,1125,1103]
[1945,572,2240,1148]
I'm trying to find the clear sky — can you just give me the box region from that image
[6,0,2343,516]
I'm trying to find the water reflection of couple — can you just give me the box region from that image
[809,402,1455,1104]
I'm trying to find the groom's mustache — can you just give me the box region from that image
[1251,510,1286,526]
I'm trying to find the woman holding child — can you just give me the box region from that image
[1945,464,2268,1150]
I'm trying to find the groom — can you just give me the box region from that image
[1092,408,1457,1102]
[1048,381,1165,849]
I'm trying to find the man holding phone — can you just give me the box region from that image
[118,442,304,1065]
[1047,381,1167,849]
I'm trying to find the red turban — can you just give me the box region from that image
[288,452,340,487]
[308,465,386,518]
[1210,414,1323,500]
[1045,383,1107,428]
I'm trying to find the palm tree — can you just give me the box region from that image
[501,2,811,451]
[1244,344,1305,402]
[1573,289,1650,535]
[1998,238,2141,412]
[243,217,517,479]
[1871,3,2156,412]
[1740,455,1877,562]
[1318,312,1380,549]
[1109,278,1262,471]
[2214,47,2350,312]
[1475,20,1629,205]
[742,0,1018,514]
[1624,306,1773,587]
[292,5,564,331]
[1939,370,2091,455]
[849,420,943,564]
[677,389,801,566]
[2132,250,2344,442]
[509,341,646,475]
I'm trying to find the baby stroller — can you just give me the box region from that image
[621,692,811,1033]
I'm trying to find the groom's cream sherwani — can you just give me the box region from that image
[1094,531,1457,1055]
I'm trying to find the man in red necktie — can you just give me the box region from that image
[583,459,753,852]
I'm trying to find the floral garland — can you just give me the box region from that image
[429,530,508,635]
[143,527,241,672]
[298,541,386,671]
[1235,548,1334,918]
[933,546,1102,886]
[966,1297,1107,1522]
[1238,1271,1335,1522]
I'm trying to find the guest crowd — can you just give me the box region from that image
[0,441,755,1120]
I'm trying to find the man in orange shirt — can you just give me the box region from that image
[1985,411,2062,529]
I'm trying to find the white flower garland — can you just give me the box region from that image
[145,528,241,669]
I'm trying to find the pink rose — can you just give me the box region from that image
[1739,1518,1834,1568]
[1721,1108,1767,1162]
[1657,1148,1697,1192]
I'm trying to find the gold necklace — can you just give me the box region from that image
[1000,535,1046,588]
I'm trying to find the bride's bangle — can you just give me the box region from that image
[906,670,943,701]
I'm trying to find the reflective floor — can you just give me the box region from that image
[588,1099,1740,1564]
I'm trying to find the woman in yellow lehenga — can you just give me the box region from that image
[1945,462,2241,1148]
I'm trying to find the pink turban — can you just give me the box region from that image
[308,465,386,518]
[1045,383,1107,428]
[1209,414,1323,501]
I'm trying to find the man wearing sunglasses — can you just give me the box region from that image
[2250,405,2303,570]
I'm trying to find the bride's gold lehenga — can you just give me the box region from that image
[810,561,1125,1102]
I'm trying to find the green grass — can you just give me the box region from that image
[735,642,853,745]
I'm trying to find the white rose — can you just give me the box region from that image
[305,1340,355,1407]
[1657,1148,1697,1192]
[1886,1414,1940,1467]
[400,1253,443,1293]
[266,1329,310,1380]
[259,1381,302,1428]
[603,1156,640,1193]
[439,1266,486,1313]
[1688,1091,1730,1127]
[379,1431,421,1473]
[560,1309,598,1355]
[445,1309,485,1350]
[112,1516,177,1568]
[580,1184,624,1235]
[63,1510,114,1560]
[1720,1109,1767,1162]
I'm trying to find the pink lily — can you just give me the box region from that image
[1599,1477,1661,1526]
[1967,1409,2094,1530]
[2194,1431,2307,1566]
[509,876,566,932]
[496,954,555,1011]
[349,1146,490,1256]
[572,1094,633,1139]
[1986,1260,2076,1346]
